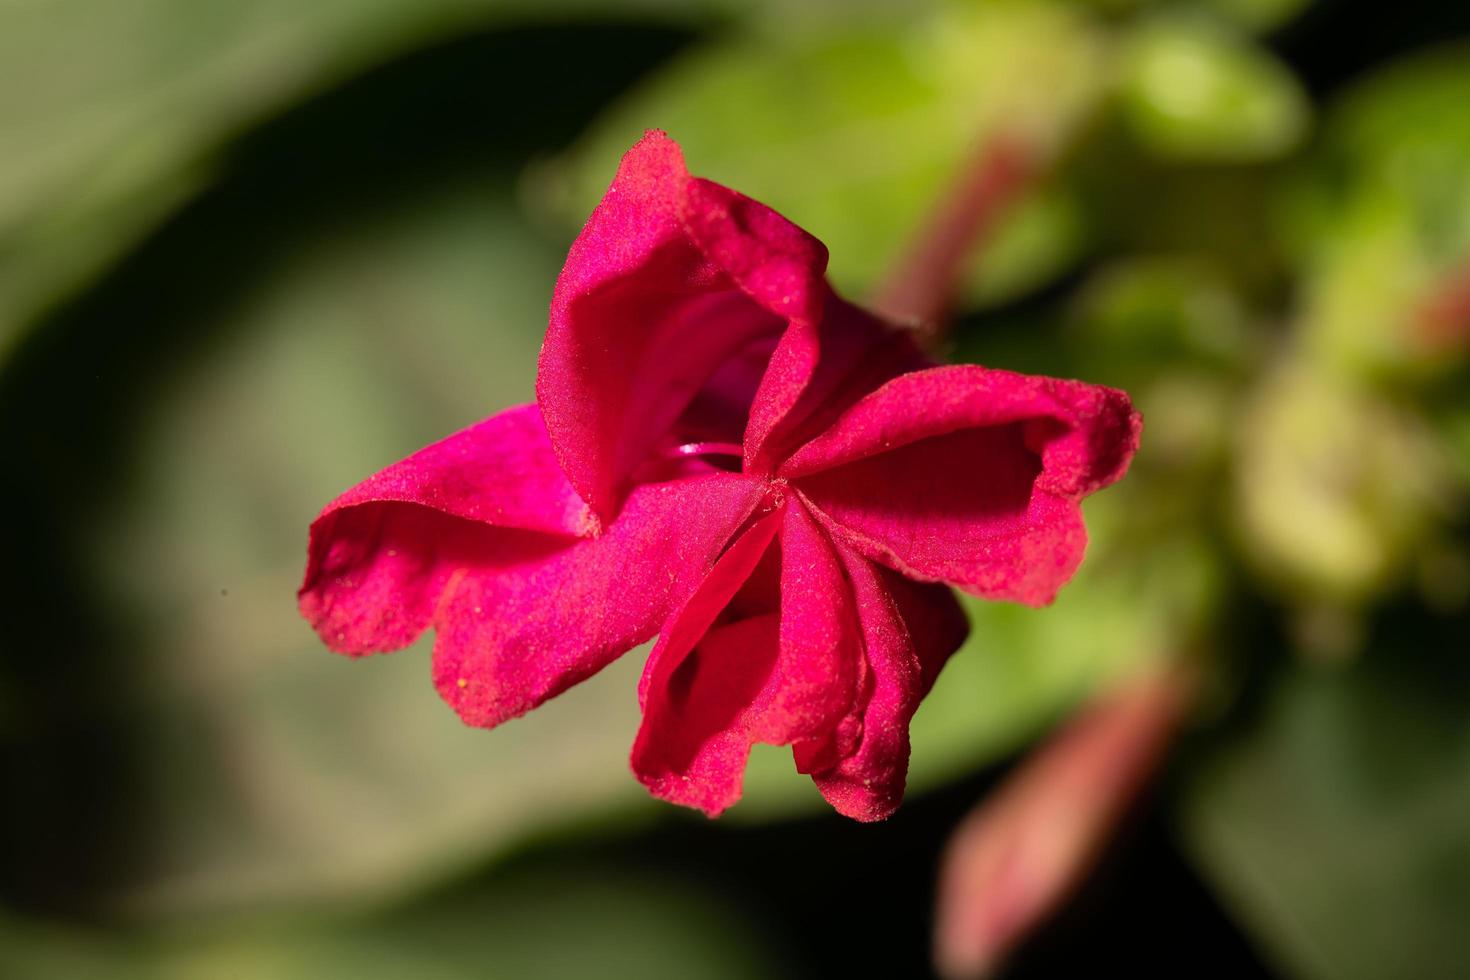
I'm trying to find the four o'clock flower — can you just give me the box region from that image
[299,131,1141,820]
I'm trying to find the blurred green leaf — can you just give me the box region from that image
[909,480,1221,786]
[0,18,727,917]
[1437,382,1470,487]
[1231,359,1457,612]
[1288,45,1470,378]
[1319,43,1470,254]
[1189,0,1315,32]
[56,177,689,920]
[1075,0,1315,34]
[1183,626,1470,980]
[1293,194,1439,379]
[1117,17,1309,162]
[0,0,733,353]
[1064,259,1249,492]
[542,1,1108,308]
[916,269,1237,770]
[1071,257,1256,379]
[1,863,788,979]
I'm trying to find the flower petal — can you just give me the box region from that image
[680,175,829,322]
[538,131,831,520]
[744,294,932,474]
[764,501,861,745]
[631,507,782,713]
[429,471,765,729]
[629,510,782,816]
[298,403,588,654]
[780,366,1141,606]
[631,501,861,816]
[797,550,969,821]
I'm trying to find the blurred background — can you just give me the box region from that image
[2,0,1469,976]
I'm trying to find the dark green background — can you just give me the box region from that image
[2,1,1469,976]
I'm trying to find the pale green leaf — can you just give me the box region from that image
[1118,17,1309,162]
[543,1,1108,309]
[0,0,731,352]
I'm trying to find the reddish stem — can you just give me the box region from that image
[1417,261,1470,352]
[932,664,1195,980]
[872,135,1035,340]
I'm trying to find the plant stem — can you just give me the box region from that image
[872,135,1034,342]
[932,663,1195,980]
[1418,261,1470,352]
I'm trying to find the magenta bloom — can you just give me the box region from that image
[300,132,1140,820]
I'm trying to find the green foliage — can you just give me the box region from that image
[14,178,675,918]
[1183,621,1470,980]
[1116,16,1309,162]
[0,0,735,352]
[1289,45,1470,379]
[544,1,1107,307]
[0,863,789,979]
[1078,0,1316,33]
[1230,360,1458,610]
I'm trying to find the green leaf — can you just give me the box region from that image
[910,481,1221,785]
[1117,17,1308,162]
[1189,0,1315,32]
[1182,623,1470,980]
[1287,45,1470,379]
[56,180,678,920]
[542,1,1108,308]
[1072,0,1316,34]
[0,0,730,353]
[1070,257,1255,379]
[0,863,789,979]
[0,16,747,918]
[1230,359,1457,610]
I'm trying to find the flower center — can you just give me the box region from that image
[669,441,745,461]
[760,478,788,511]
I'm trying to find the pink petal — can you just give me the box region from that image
[680,175,829,322]
[631,501,861,816]
[537,131,832,520]
[780,366,1141,606]
[431,472,765,729]
[629,510,781,816]
[933,665,1192,979]
[744,294,932,474]
[764,501,861,745]
[299,403,589,654]
[797,550,970,822]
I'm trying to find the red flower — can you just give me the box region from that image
[300,132,1140,820]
